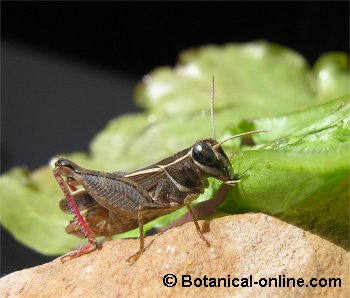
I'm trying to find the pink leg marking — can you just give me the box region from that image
[54,172,97,260]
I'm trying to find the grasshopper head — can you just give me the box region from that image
[190,138,233,182]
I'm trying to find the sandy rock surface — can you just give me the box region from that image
[0,213,348,297]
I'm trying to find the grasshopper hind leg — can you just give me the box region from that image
[53,167,98,261]
[60,241,98,263]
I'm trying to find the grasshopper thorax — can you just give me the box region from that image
[190,138,232,182]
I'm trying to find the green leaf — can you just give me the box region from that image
[1,41,349,255]
[218,95,349,242]
[0,167,84,254]
[313,52,349,102]
[136,41,320,118]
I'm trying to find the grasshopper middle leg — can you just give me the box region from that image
[126,202,180,264]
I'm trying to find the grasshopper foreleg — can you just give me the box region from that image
[184,195,210,247]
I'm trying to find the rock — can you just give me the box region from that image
[0,213,348,297]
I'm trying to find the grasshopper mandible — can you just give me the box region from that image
[53,77,266,263]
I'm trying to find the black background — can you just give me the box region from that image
[1,2,349,275]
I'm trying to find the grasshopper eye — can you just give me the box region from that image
[192,143,216,165]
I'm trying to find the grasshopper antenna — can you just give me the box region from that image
[211,76,216,140]
[214,130,269,148]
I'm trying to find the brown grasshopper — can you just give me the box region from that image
[53,78,266,262]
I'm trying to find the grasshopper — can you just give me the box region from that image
[53,78,265,262]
